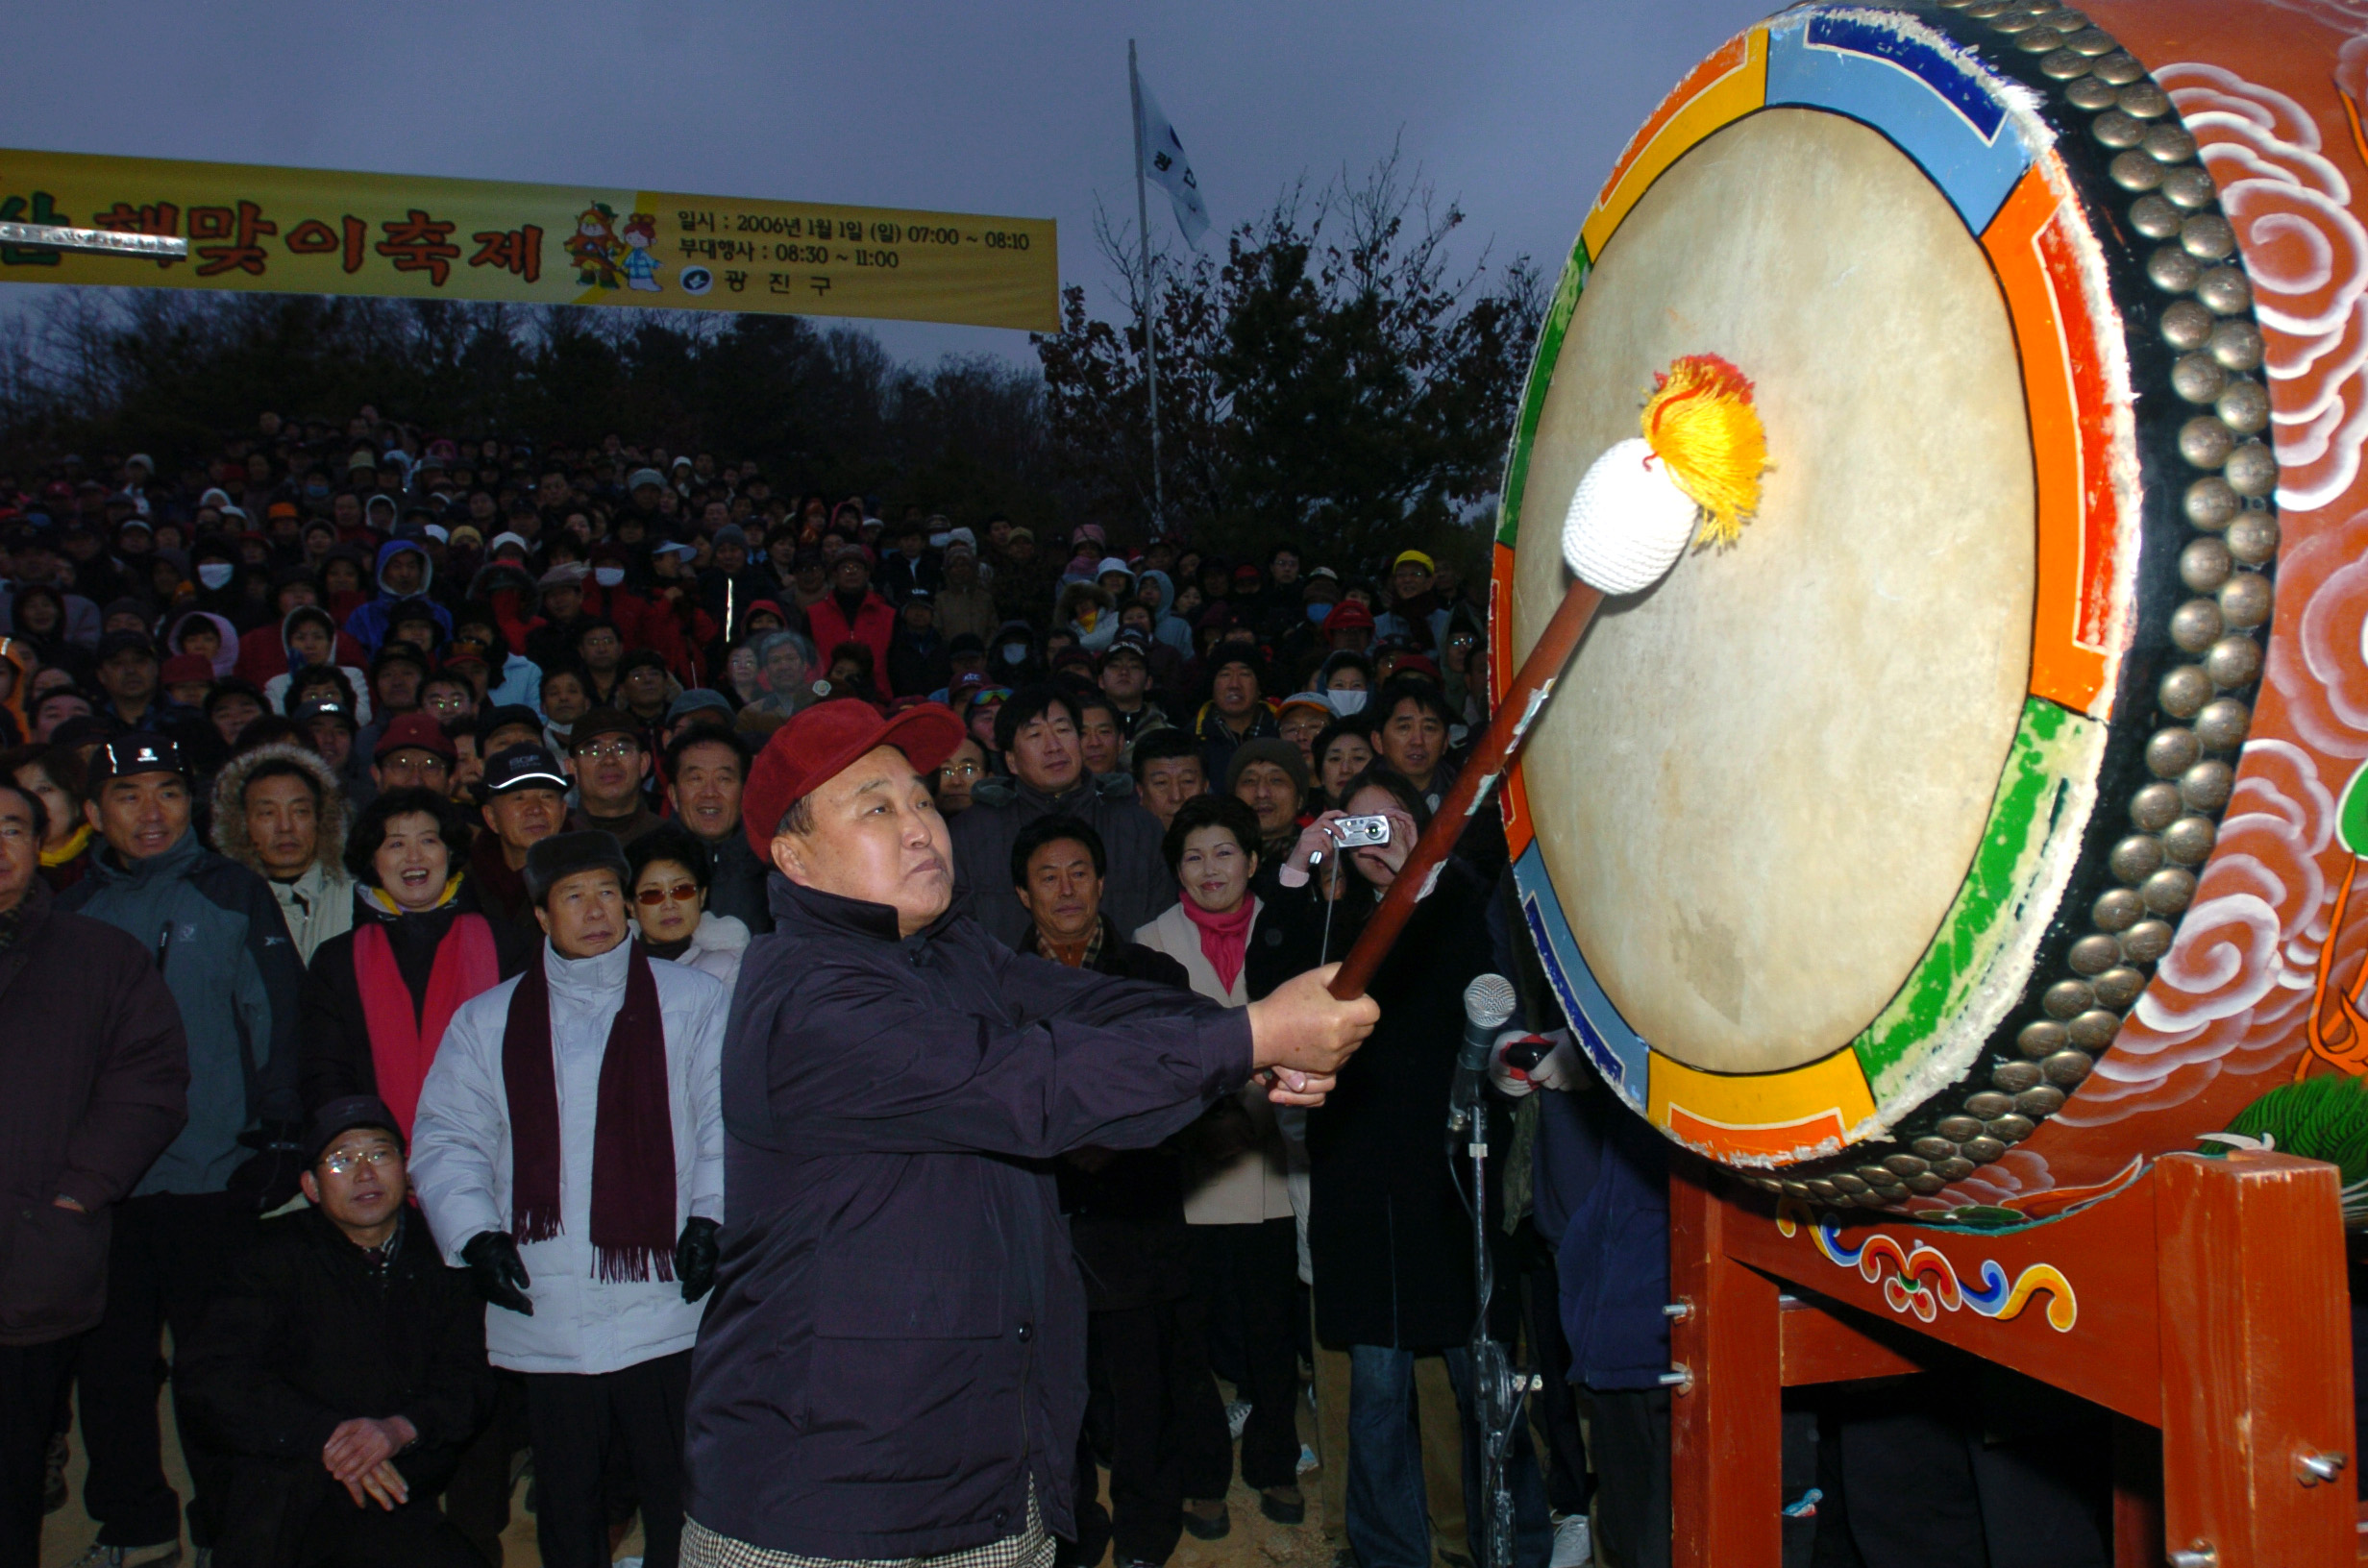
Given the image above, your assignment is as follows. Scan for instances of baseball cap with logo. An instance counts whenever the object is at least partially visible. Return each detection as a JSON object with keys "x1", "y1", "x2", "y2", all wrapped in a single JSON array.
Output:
[
  {"x1": 293, "y1": 694, "x2": 358, "y2": 732},
  {"x1": 482, "y1": 745, "x2": 569, "y2": 796},
  {"x1": 87, "y1": 731, "x2": 189, "y2": 786}
]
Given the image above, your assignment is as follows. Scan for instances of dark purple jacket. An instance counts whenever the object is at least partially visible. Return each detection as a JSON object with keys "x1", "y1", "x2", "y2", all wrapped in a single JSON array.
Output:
[
  {"x1": 682, "y1": 876, "x2": 1253, "y2": 1558},
  {"x1": 0, "y1": 881, "x2": 189, "y2": 1345}
]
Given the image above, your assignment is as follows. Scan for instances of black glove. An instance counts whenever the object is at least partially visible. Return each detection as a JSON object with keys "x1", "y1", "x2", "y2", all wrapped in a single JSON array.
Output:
[
  {"x1": 461, "y1": 1231, "x2": 534, "y2": 1315},
  {"x1": 676, "y1": 1217, "x2": 721, "y2": 1303},
  {"x1": 226, "y1": 1120, "x2": 307, "y2": 1213}
]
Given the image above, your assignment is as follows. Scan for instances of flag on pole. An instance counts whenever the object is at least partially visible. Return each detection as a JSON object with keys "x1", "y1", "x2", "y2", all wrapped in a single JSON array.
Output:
[{"x1": 1133, "y1": 69, "x2": 1210, "y2": 248}]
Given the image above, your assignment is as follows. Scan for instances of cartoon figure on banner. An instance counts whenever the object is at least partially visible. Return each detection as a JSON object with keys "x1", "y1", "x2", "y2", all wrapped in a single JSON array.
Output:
[
  {"x1": 567, "y1": 203, "x2": 623, "y2": 289},
  {"x1": 622, "y1": 211, "x2": 663, "y2": 293}
]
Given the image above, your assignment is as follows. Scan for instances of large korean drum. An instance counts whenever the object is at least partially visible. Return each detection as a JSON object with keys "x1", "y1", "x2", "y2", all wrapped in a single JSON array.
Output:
[{"x1": 1492, "y1": 0, "x2": 2368, "y2": 1215}]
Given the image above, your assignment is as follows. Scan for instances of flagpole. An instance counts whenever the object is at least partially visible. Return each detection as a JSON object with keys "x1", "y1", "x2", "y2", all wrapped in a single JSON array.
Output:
[{"x1": 1129, "y1": 39, "x2": 1167, "y2": 539}]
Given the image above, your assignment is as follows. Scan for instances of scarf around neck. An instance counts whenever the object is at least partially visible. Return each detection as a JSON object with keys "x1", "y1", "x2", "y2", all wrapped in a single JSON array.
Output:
[
  {"x1": 501, "y1": 940, "x2": 678, "y2": 1283},
  {"x1": 1180, "y1": 895, "x2": 1255, "y2": 994},
  {"x1": 353, "y1": 908, "x2": 499, "y2": 1139}
]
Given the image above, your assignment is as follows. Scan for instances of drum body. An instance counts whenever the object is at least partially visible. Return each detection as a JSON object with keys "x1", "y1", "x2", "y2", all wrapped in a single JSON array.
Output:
[{"x1": 1492, "y1": 0, "x2": 2368, "y2": 1215}]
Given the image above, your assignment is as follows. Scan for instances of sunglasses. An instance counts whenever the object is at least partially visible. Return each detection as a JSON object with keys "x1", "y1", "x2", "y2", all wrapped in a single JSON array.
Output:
[{"x1": 636, "y1": 881, "x2": 700, "y2": 906}]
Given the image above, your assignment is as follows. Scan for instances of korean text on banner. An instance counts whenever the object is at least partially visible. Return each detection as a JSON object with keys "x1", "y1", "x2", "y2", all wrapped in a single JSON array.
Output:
[{"x1": 0, "y1": 147, "x2": 1058, "y2": 331}]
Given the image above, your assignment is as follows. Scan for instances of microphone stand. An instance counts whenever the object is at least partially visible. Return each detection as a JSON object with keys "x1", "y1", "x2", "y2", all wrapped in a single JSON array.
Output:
[{"x1": 1451, "y1": 979, "x2": 1527, "y2": 1568}]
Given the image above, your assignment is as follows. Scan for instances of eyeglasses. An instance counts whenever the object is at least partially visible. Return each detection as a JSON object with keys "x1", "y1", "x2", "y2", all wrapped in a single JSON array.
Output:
[
  {"x1": 320, "y1": 1145, "x2": 399, "y2": 1175},
  {"x1": 578, "y1": 740, "x2": 640, "y2": 762},
  {"x1": 939, "y1": 759, "x2": 983, "y2": 780},
  {"x1": 637, "y1": 881, "x2": 700, "y2": 905}
]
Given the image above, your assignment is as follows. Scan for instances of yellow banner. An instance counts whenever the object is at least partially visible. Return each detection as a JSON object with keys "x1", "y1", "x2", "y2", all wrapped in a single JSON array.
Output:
[{"x1": 0, "y1": 147, "x2": 1058, "y2": 331}]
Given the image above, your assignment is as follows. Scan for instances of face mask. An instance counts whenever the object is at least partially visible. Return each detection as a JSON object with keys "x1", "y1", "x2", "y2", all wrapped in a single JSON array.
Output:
[
  {"x1": 1330, "y1": 689, "x2": 1368, "y2": 715},
  {"x1": 594, "y1": 567, "x2": 625, "y2": 588},
  {"x1": 1307, "y1": 600, "x2": 1335, "y2": 625},
  {"x1": 197, "y1": 562, "x2": 234, "y2": 590},
  {"x1": 1000, "y1": 643, "x2": 1029, "y2": 665},
  {"x1": 305, "y1": 480, "x2": 330, "y2": 501}
]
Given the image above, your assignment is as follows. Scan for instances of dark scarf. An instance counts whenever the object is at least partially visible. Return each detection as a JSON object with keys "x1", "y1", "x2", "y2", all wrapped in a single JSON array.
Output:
[{"x1": 501, "y1": 941, "x2": 678, "y2": 1283}]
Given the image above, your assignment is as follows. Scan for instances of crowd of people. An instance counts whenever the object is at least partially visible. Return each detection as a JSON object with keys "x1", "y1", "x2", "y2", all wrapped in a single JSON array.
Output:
[{"x1": 0, "y1": 414, "x2": 1672, "y2": 1568}]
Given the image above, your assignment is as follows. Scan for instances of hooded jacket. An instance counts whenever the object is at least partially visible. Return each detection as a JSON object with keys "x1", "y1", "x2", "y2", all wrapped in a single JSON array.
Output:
[
  {"x1": 1056, "y1": 583, "x2": 1119, "y2": 654},
  {"x1": 210, "y1": 743, "x2": 356, "y2": 965},
  {"x1": 59, "y1": 827, "x2": 305, "y2": 1195},
  {"x1": 981, "y1": 617, "x2": 1044, "y2": 688},
  {"x1": 407, "y1": 938, "x2": 728, "y2": 1375},
  {"x1": 0, "y1": 881, "x2": 188, "y2": 1344},
  {"x1": 260, "y1": 605, "x2": 374, "y2": 724},
  {"x1": 1138, "y1": 570, "x2": 1195, "y2": 657},
  {"x1": 341, "y1": 542, "x2": 453, "y2": 654},
  {"x1": 680, "y1": 876, "x2": 1252, "y2": 1559},
  {"x1": 948, "y1": 772, "x2": 1174, "y2": 949},
  {"x1": 165, "y1": 609, "x2": 241, "y2": 678},
  {"x1": 234, "y1": 604, "x2": 369, "y2": 689}
]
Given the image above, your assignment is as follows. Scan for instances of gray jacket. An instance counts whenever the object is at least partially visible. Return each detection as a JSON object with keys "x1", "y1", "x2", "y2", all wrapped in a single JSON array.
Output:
[{"x1": 59, "y1": 830, "x2": 303, "y2": 1194}]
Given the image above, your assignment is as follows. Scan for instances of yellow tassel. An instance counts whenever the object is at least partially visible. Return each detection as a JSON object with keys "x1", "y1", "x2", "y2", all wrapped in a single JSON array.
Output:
[{"x1": 1640, "y1": 354, "x2": 1768, "y2": 550}]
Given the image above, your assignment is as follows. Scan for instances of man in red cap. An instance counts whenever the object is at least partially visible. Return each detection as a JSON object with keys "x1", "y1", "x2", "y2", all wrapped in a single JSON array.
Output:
[
  {"x1": 681, "y1": 698, "x2": 1378, "y2": 1567},
  {"x1": 371, "y1": 713, "x2": 456, "y2": 798}
]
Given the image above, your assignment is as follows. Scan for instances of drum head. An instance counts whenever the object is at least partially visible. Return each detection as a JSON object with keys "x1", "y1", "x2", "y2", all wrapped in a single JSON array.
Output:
[
  {"x1": 1510, "y1": 107, "x2": 2037, "y2": 1075},
  {"x1": 1493, "y1": 4, "x2": 2282, "y2": 1199}
]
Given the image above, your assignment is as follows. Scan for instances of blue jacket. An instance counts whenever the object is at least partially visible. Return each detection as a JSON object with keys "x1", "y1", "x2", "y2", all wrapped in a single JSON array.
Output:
[
  {"x1": 1533, "y1": 1082, "x2": 1670, "y2": 1392},
  {"x1": 682, "y1": 875, "x2": 1252, "y2": 1559},
  {"x1": 59, "y1": 830, "x2": 304, "y2": 1195},
  {"x1": 341, "y1": 542, "x2": 452, "y2": 654}
]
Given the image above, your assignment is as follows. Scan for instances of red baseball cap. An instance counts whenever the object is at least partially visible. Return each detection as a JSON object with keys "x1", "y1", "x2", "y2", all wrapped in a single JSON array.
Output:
[
  {"x1": 373, "y1": 712, "x2": 456, "y2": 763},
  {"x1": 743, "y1": 697, "x2": 965, "y2": 855},
  {"x1": 1322, "y1": 600, "x2": 1375, "y2": 633}
]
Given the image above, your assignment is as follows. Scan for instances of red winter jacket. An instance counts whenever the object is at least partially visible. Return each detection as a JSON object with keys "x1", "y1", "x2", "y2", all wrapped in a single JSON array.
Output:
[{"x1": 806, "y1": 591, "x2": 897, "y2": 692}]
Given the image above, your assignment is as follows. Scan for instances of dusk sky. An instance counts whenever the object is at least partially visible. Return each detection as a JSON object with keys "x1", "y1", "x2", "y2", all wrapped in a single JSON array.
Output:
[{"x1": 0, "y1": 1, "x2": 1778, "y2": 367}]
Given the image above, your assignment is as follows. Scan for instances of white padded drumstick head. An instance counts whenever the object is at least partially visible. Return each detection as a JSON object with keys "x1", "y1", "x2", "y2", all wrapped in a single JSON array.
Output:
[
  {"x1": 1561, "y1": 436, "x2": 1701, "y2": 597},
  {"x1": 1463, "y1": 972, "x2": 1517, "y2": 1031}
]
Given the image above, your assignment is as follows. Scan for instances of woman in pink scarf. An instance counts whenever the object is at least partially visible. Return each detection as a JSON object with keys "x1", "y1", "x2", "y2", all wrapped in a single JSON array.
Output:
[{"x1": 1131, "y1": 793, "x2": 1310, "y2": 1531}]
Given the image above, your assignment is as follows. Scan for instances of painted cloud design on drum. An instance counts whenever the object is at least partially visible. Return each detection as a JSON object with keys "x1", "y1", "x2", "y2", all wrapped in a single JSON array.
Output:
[
  {"x1": 2159, "y1": 61, "x2": 2368, "y2": 512},
  {"x1": 1943, "y1": 505, "x2": 2368, "y2": 1213}
]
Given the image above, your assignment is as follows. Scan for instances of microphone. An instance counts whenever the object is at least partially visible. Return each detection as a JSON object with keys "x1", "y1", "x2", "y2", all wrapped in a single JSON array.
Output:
[{"x1": 1451, "y1": 972, "x2": 1518, "y2": 1131}]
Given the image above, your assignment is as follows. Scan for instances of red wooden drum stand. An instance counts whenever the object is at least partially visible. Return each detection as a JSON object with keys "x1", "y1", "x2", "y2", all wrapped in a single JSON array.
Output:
[{"x1": 1666, "y1": 1153, "x2": 2356, "y2": 1568}]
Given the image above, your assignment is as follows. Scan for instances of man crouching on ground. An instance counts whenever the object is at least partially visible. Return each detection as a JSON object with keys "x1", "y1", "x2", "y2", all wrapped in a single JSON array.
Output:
[{"x1": 679, "y1": 698, "x2": 1377, "y2": 1567}]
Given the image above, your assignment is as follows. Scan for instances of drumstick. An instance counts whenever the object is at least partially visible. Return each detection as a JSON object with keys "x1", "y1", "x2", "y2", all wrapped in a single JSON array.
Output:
[{"x1": 1328, "y1": 355, "x2": 1769, "y2": 1000}]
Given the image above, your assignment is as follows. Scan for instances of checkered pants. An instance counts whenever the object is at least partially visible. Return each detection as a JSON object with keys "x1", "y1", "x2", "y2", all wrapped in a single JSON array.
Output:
[{"x1": 680, "y1": 1484, "x2": 1051, "y2": 1568}]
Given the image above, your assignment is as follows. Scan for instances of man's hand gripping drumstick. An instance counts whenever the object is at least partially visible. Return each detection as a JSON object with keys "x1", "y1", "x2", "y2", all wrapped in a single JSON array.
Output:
[
  {"x1": 1325, "y1": 354, "x2": 1771, "y2": 1002},
  {"x1": 1248, "y1": 964, "x2": 1381, "y2": 1107}
]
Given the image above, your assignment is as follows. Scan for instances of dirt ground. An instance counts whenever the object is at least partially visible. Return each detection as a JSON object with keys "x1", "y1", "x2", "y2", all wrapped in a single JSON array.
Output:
[{"x1": 37, "y1": 1383, "x2": 1352, "y2": 1568}]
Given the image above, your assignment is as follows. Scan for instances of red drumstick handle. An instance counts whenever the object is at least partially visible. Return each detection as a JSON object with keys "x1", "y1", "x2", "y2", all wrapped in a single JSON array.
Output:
[{"x1": 1328, "y1": 580, "x2": 1605, "y2": 999}]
